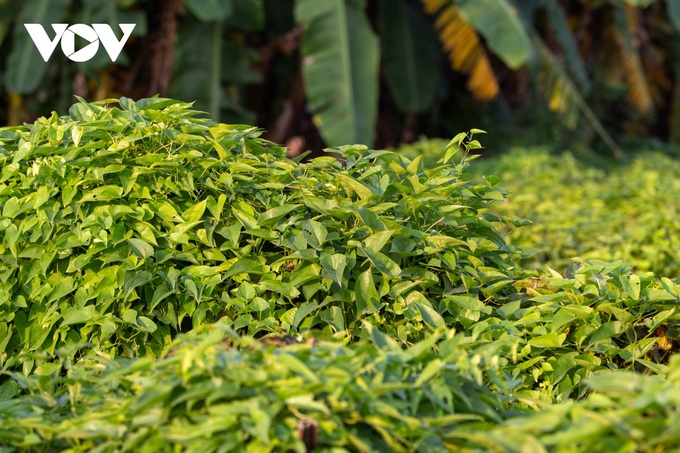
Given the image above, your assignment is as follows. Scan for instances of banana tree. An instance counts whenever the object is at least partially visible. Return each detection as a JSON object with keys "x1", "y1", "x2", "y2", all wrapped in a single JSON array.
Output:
[
  {"x1": 173, "y1": 0, "x2": 263, "y2": 123},
  {"x1": 1, "y1": 0, "x2": 147, "y2": 124}
]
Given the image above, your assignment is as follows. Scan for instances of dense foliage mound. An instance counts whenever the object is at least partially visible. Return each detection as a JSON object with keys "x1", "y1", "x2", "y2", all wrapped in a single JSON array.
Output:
[
  {"x1": 1, "y1": 99, "x2": 679, "y2": 451},
  {"x1": 0, "y1": 97, "x2": 524, "y2": 375}
]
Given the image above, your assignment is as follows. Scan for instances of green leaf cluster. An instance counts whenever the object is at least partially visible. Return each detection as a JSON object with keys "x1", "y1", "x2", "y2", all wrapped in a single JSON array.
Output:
[
  {"x1": 3, "y1": 318, "x2": 680, "y2": 452},
  {"x1": 0, "y1": 326, "x2": 509, "y2": 452}
]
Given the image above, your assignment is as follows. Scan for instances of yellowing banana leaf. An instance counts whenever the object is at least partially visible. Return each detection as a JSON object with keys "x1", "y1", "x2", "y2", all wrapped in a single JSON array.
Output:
[{"x1": 423, "y1": 0, "x2": 500, "y2": 100}]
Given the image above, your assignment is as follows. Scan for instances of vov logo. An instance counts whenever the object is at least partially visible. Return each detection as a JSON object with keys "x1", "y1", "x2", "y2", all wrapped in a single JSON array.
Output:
[{"x1": 24, "y1": 23, "x2": 136, "y2": 63}]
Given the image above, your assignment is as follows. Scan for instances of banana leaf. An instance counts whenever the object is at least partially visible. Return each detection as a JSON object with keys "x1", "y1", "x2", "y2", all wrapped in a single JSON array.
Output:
[
  {"x1": 4, "y1": 0, "x2": 70, "y2": 94},
  {"x1": 295, "y1": 0, "x2": 379, "y2": 147},
  {"x1": 379, "y1": 0, "x2": 443, "y2": 113},
  {"x1": 184, "y1": 0, "x2": 233, "y2": 22},
  {"x1": 170, "y1": 16, "x2": 223, "y2": 120},
  {"x1": 456, "y1": 0, "x2": 532, "y2": 69},
  {"x1": 543, "y1": 0, "x2": 590, "y2": 93},
  {"x1": 666, "y1": 0, "x2": 680, "y2": 33}
]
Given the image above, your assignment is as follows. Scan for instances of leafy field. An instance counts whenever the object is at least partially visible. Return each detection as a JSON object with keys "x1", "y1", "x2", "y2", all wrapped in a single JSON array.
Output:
[
  {"x1": 0, "y1": 100, "x2": 679, "y2": 452},
  {"x1": 401, "y1": 139, "x2": 680, "y2": 278}
]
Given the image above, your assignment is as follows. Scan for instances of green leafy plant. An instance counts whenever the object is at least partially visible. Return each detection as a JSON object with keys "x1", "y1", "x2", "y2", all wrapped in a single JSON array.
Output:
[
  {"x1": 0, "y1": 98, "x2": 523, "y2": 376},
  {"x1": 0, "y1": 324, "x2": 515, "y2": 452},
  {"x1": 2, "y1": 99, "x2": 680, "y2": 452}
]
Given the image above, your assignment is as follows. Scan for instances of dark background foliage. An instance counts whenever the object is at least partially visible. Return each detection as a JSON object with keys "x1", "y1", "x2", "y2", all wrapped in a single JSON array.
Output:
[{"x1": 1, "y1": 0, "x2": 679, "y2": 155}]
